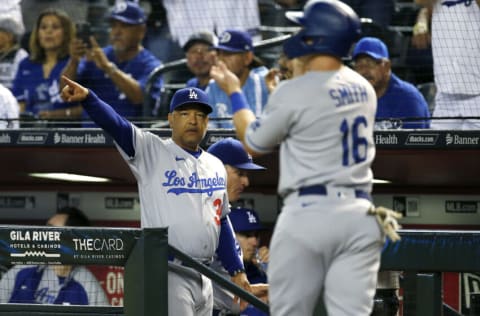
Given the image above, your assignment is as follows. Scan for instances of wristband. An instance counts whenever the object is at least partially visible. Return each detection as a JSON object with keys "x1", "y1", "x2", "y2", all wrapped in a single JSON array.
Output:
[{"x1": 230, "y1": 92, "x2": 250, "y2": 114}]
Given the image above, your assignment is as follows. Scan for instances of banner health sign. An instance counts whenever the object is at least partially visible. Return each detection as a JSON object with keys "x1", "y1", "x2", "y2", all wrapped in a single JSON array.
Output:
[{"x1": 0, "y1": 226, "x2": 141, "y2": 266}]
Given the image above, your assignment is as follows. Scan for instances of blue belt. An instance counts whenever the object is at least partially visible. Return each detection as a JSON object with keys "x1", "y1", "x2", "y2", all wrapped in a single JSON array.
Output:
[{"x1": 298, "y1": 185, "x2": 371, "y2": 201}]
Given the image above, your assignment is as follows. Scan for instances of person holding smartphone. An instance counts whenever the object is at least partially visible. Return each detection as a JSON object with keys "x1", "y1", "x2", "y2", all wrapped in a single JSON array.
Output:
[{"x1": 62, "y1": 2, "x2": 163, "y2": 124}]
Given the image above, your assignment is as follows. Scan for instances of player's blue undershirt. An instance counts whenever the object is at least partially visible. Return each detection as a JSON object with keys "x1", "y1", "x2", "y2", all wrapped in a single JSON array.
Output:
[{"x1": 83, "y1": 90, "x2": 244, "y2": 275}]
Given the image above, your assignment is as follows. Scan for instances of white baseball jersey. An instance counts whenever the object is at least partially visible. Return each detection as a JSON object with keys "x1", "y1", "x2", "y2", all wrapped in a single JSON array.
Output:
[
  {"x1": 432, "y1": 1, "x2": 480, "y2": 95},
  {"x1": 118, "y1": 126, "x2": 230, "y2": 261},
  {"x1": 245, "y1": 66, "x2": 377, "y2": 196},
  {"x1": 250, "y1": 66, "x2": 382, "y2": 316}
]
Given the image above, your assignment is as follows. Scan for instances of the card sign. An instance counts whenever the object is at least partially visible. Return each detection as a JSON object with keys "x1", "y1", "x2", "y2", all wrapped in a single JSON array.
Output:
[{"x1": 0, "y1": 226, "x2": 141, "y2": 266}]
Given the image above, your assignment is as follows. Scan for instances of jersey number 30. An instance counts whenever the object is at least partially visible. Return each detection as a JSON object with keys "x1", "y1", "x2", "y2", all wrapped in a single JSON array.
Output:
[{"x1": 340, "y1": 116, "x2": 368, "y2": 166}]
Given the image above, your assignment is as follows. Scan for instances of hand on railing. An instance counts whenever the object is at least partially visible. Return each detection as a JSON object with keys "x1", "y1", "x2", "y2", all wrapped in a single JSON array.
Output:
[{"x1": 231, "y1": 271, "x2": 252, "y2": 310}]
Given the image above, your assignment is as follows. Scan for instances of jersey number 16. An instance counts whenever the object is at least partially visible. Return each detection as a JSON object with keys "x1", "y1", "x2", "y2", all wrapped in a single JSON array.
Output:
[{"x1": 340, "y1": 115, "x2": 368, "y2": 166}]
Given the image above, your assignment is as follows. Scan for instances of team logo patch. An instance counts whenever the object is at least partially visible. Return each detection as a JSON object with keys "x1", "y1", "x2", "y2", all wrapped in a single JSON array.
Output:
[
  {"x1": 247, "y1": 211, "x2": 257, "y2": 224},
  {"x1": 188, "y1": 89, "x2": 198, "y2": 100},
  {"x1": 219, "y1": 32, "x2": 231, "y2": 44}
]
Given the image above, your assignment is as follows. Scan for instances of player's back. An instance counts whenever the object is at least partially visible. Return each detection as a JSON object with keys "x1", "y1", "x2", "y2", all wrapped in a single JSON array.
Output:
[{"x1": 272, "y1": 66, "x2": 377, "y2": 195}]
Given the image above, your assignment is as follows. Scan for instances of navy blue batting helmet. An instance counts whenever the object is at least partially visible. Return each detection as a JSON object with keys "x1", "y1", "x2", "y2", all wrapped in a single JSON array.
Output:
[{"x1": 283, "y1": 0, "x2": 361, "y2": 59}]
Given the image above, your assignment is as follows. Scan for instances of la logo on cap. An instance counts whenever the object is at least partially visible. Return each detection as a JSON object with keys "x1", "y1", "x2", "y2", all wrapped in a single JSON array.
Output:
[
  {"x1": 188, "y1": 89, "x2": 198, "y2": 100},
  {"x1": 247, "y1": 211, "x2": 257, "y2": 224}
]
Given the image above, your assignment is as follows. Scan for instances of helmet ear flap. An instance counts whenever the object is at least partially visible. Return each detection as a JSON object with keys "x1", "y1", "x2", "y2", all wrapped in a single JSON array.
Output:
[{"x1": 283, "y1": 31, "x2": 312, "y2": 59}]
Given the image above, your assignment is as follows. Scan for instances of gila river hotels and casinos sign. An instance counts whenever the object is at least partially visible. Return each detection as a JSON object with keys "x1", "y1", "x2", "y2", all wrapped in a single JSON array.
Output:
[{"x1": 0, "y1": 226, "x2": 140, "y2": 266}]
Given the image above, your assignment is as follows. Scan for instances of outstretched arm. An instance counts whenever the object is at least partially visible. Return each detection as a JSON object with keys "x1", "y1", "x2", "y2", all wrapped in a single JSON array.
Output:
[
  {"x1": 61, "y1": 76, "x2": 135, "y2": 157},
  {"x1": 210, "y1": 61, "x2": 259, "y2": 156}
]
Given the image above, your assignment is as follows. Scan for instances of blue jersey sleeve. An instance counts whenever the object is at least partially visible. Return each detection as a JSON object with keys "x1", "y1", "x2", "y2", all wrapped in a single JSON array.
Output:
[
  {"x1": 216, "y1": 217, "x2": 245, "y2": 276},
  {"x1": 83, "y1": 90, "x2": 135, "y2": 157}
]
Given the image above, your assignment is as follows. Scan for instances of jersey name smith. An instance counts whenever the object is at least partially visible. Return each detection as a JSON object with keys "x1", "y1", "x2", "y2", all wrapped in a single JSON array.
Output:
[
  {"x1": 329, "y1": 83, "x2": 368, "y2": 107},
  {"x1": 162, "y1": 170, "x2": 226, "y2": 196}
]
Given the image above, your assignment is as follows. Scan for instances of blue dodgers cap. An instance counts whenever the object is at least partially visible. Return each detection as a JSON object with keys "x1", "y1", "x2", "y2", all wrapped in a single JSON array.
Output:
[
  {"x1": 169, "y1": 87, "x2": 213, "y2": 114},
  {"x1": 353, "y1": 37, "x2": 389, "y2": 60},
  {"x1": 215, "y1": 29, "x2": 253, "y2": 53},
  {"x1": 207, "y1": 138, "x2": 265, "y2": 170},
  {"x1": 109, "y1": 2, "x2": 146, "y2": 25},
  {"x1": 229, "y1": 207, "x2": 264, "y2": 232}
]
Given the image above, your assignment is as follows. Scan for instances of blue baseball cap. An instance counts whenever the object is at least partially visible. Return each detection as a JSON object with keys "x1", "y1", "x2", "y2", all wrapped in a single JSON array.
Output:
[
  {"x1": 229, "y1": 207, "x2": 264, "y2": 232},
  {"x1": 110, "y1": 2, "x2": 146, "y2": 25},
  {"x1": 207, "y1": 138, "x2": 265, "y2": 170},
  {"x1": 169, "y1": 87, "x2": 213, "y2": 114},
  {"x1": 353, "y1": 37, "x2": 389, "y2": 60},
  {"x1": 215, "y1": 29, "x2": 253, "y2": 53}
]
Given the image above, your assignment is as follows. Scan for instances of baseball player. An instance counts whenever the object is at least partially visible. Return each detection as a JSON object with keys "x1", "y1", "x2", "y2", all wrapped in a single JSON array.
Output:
[
  {"x1": 210, "y1": 1, "x2": 387, "y2": 315},
  {"x1": 60, "y1": 77, "x2": 253, "y2": 316},
  {"x1": 207, "y1": 138, "x2": 268, "y2": 315},
  {"x1": 228, "y1": 207, "x2": 269, "y2": 316}
]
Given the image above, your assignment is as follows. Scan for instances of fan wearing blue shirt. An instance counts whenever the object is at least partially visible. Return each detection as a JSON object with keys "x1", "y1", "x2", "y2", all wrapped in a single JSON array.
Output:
[
  {"x1": 62, "y1": 2, "x2": 162, "y2": 123},
  {"x1": 352, "y1": 37, "x2": 430, "y2": 129},
  {"x1": 206, "y1": 29, "x2": 269, "y2": 128}
]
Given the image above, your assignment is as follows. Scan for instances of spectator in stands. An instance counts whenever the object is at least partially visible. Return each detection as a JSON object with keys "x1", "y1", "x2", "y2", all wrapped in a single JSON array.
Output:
[
  {"x1": 0, "y1": 18, "x2": 28, "y2": 89},
  {"x1": 207, "y1": 137, "x2": 267, "y2": 316},
  {"x1": 407, "y1": 6, "x2": 434, "y2": 85},
  {"x1": 276, "y1": 52, "x2": 293, "y2": 81},
  {"x1": 229, "y1": 207, "x2": 269, "y2": 316},
  {"x1": 0, "y1": 207, "x2": 109, "y2": 305},
  {"x1": 414, "y1": 0, "x2": 480, "y2": 130},
  {"x1": 206, "y1": 29, "x2": 269, "y2": 128},
  {"x1": 62, "y1": 1, "x2": 162, "y2": 121},
  {"x1": 341, "y1": 0, "x2": 394, "y2": 29},
  {"x1": 11, "y1": 9, "x2": 82, "y2": 121},
  {"x1": 0, "y1": 83, "x2": 19, "y2": 129},
  {"x1": 184, "y1": 31, "x2": 218, "y2": 91},
  {"x1": 352, "y1": 37, "x2": 430, "y2": 129},
  {"x1": 262, "y1": 52, "x2": 297, "y2": 93}
]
